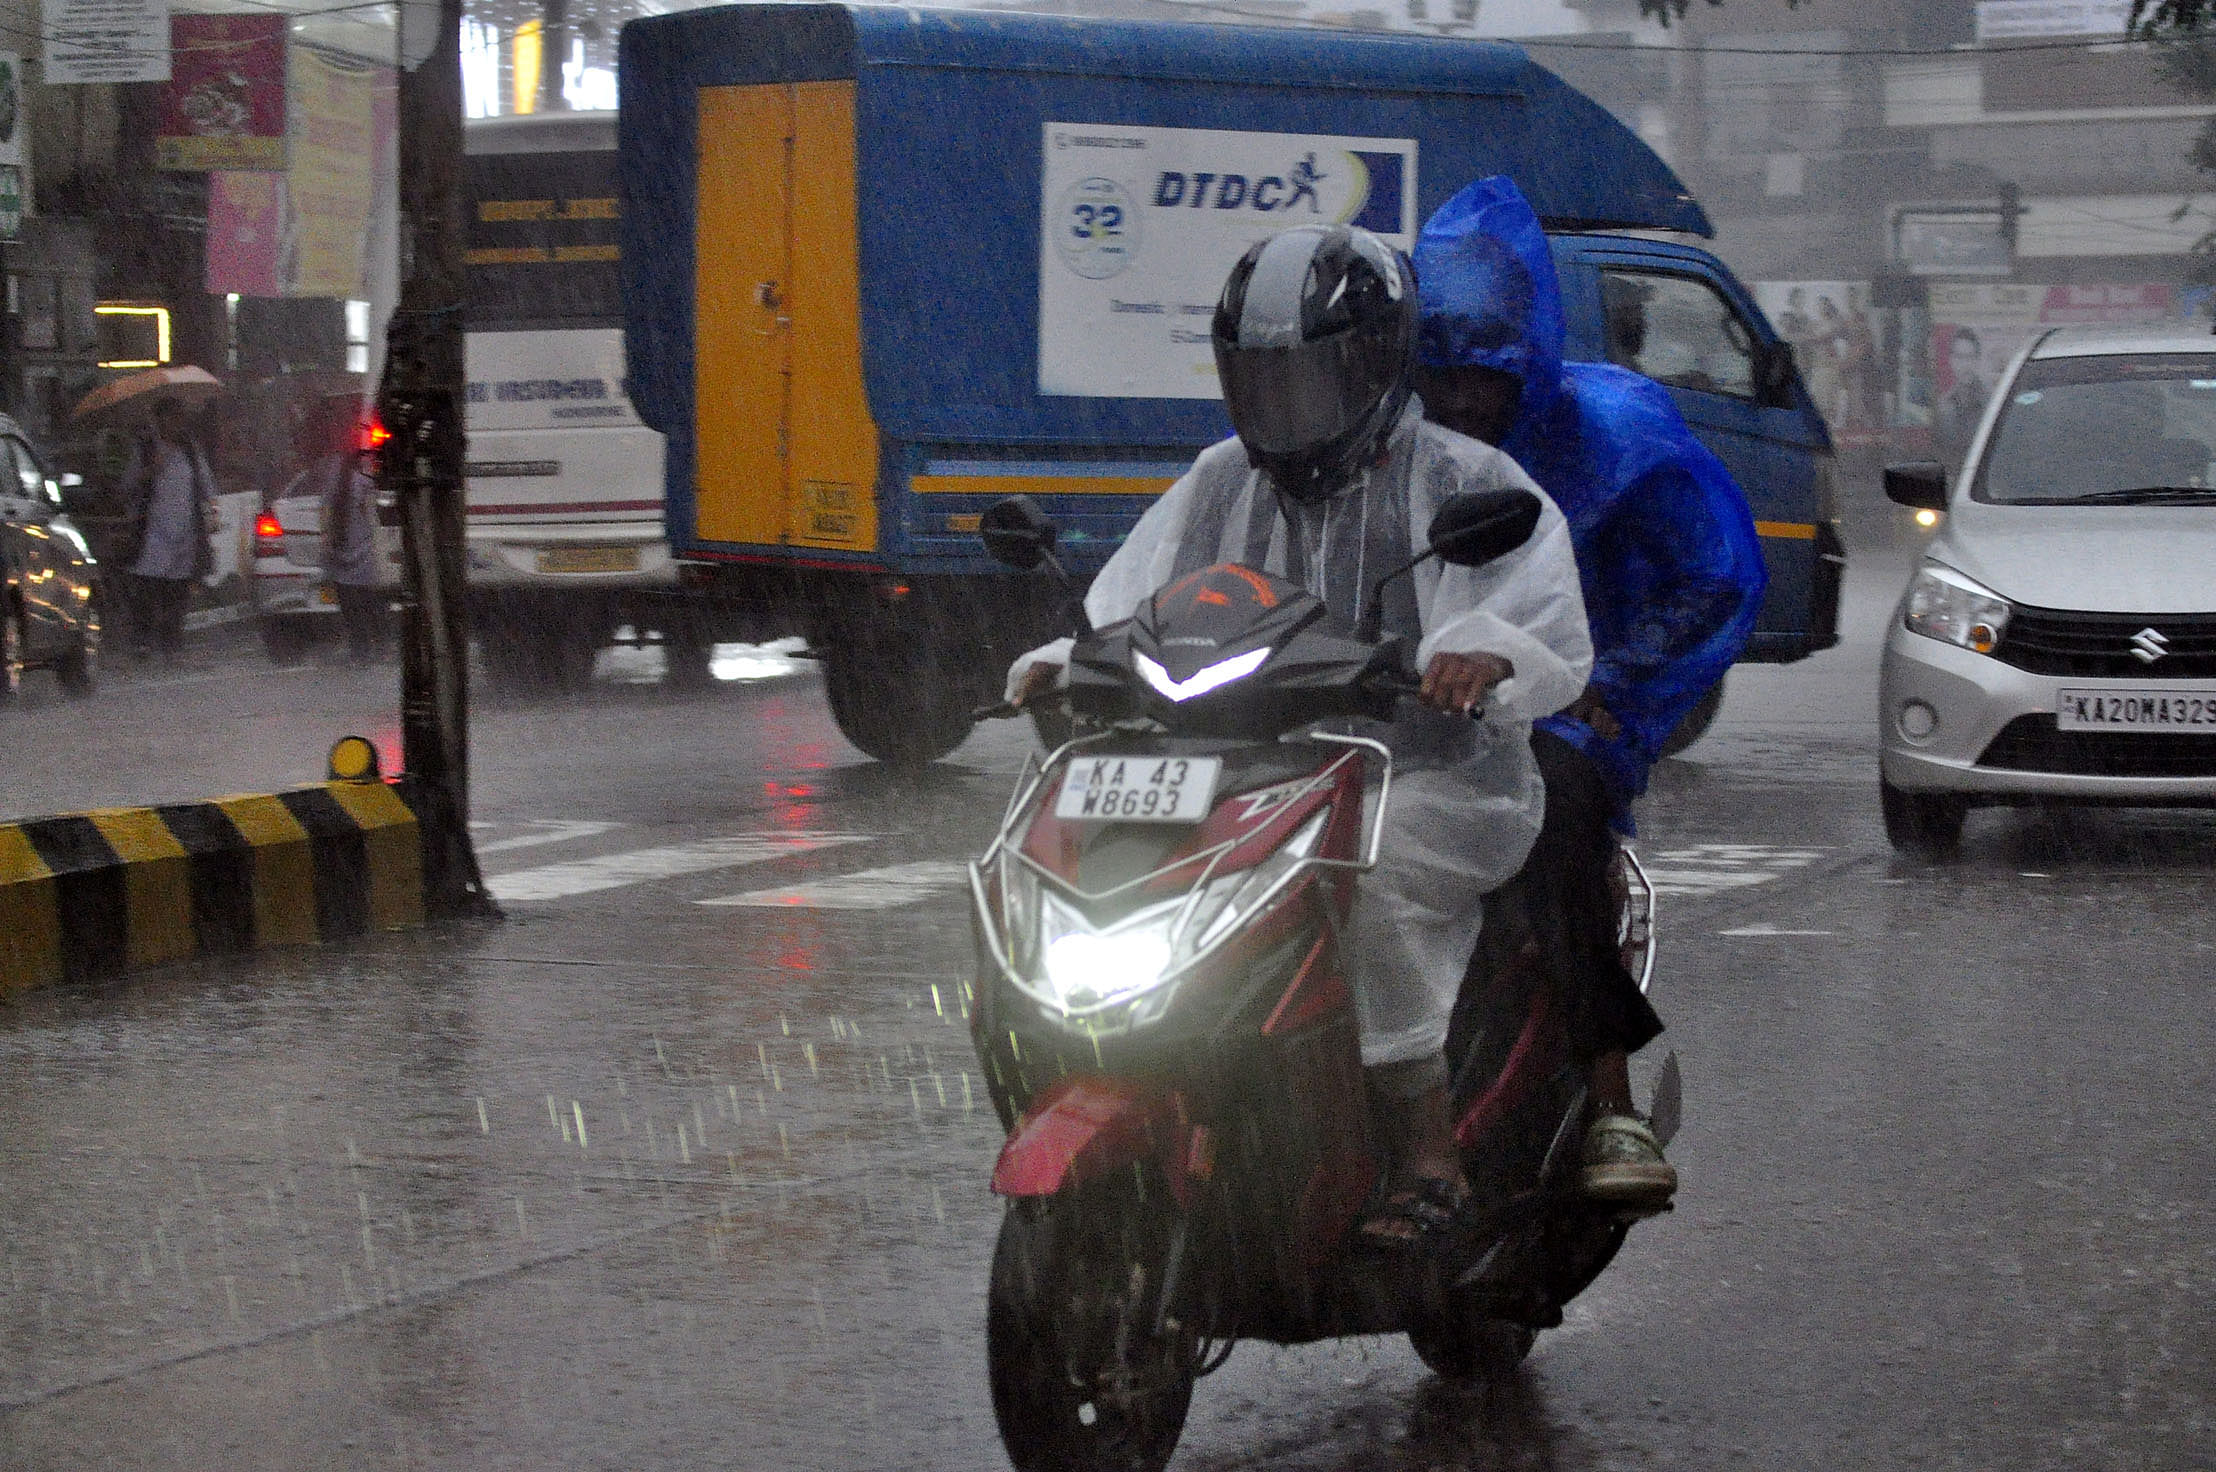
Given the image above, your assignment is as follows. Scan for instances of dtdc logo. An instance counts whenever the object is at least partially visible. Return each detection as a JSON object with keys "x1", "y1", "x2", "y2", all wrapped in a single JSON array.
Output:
[
  {"x1": 1149, "y1": 150, "x2": 1407, "y2": 234},
  {"x1": 1153, "y1": 152, "x2": 1328, "y2": 213}
]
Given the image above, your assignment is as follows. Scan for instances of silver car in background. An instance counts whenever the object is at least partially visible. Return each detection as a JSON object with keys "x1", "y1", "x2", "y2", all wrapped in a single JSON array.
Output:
[{"x1": 1879, "y1": 325, "x2": 2216, "y2": 854}]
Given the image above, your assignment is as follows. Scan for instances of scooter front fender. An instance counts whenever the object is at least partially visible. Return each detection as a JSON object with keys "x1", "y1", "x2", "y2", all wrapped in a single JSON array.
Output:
[{"x1": 990, "y1": 1075, "x2": 1202, "y2": 1205}]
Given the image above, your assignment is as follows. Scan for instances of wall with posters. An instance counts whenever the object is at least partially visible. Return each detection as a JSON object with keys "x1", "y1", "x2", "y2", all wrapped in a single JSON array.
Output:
[
  {"x1": 1754, "y1": 280, "x2": 1885, "y2": 443},
  {"x1": 1929, "y1": 283, "x2": 2181, "y2": 469}
]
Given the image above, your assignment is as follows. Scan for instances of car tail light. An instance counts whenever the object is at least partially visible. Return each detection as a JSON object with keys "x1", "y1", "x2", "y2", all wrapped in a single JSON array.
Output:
[{"x1": 254, "y1": 510, "x2": 284, "y2": 555}]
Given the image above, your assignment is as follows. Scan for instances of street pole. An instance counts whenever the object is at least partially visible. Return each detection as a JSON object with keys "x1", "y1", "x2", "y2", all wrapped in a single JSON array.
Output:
[{"x1": 380, "y1": 0, "x2": 495, "y2": 917}]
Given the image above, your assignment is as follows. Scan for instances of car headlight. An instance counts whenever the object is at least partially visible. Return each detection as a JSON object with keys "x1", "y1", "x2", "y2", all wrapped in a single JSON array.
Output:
[{"x1": 1904, "y1": 563, "x2": 2010, "y2": 655}]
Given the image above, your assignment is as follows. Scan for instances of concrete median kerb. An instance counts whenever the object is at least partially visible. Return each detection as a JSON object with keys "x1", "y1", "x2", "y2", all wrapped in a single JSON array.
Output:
[{"x1": 0, "y1": 779, "x2": 428, "y2": 998}]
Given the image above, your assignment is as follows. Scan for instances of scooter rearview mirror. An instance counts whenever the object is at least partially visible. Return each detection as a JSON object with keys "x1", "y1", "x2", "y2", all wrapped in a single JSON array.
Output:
[
  {"x1": 1355, "y1": 488, "x2": 1545, "y2": 644},
  {"x1": 980, "y1": 495, "x2": 1059, "y2": 572},
  {"x1": 1426, "y1": 488, "x2": 1542, "y2": 569}
]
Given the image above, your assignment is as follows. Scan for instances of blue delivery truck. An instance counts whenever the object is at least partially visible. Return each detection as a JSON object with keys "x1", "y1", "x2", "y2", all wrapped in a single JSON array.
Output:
[{"x1": 620, "y1": 4, "x2": 1841, "y2": 763}]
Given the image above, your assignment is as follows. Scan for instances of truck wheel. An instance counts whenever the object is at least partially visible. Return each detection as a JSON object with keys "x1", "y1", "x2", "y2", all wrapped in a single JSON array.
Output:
[
  {"x1": 821, "y1": 644, "x2": 974, "y2": 766},
  {"x1": 1659, "y1": 677, "x2": 1726, "y2": 757}
]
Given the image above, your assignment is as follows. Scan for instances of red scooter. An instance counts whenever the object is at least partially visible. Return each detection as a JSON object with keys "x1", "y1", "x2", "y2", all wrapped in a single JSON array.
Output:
[{"x1": 967, "y1": 492, "x2": 1677, "y2": 1472}]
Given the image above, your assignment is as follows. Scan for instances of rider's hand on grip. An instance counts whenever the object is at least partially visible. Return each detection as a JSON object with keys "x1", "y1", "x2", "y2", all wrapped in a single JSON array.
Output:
[{"x1": 1420, "y1": 650, "x2": 1514, "y2": 716}]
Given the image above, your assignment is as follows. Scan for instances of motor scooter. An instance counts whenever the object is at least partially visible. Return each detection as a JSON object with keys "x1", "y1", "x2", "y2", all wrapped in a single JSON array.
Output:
[{"x1": 966, "y1": 491, "x2": 1680, "y2": 1472}]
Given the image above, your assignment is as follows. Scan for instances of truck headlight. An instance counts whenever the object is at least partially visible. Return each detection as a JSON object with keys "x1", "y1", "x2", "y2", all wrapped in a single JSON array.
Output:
[{"x1": 1905, "y1": 563, "x2": 2010, "y2": 655}]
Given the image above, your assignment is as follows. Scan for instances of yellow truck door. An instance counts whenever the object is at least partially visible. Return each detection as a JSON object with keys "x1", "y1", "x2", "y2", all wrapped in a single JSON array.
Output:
[{"x1": 693, "y1": 82, "x2": 877, "y2": 554}]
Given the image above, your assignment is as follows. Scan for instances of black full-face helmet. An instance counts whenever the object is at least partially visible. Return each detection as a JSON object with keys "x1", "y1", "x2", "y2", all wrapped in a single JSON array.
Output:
[{"x1": 1212, "y1": 224, "x2": 1418, "y2": 504}]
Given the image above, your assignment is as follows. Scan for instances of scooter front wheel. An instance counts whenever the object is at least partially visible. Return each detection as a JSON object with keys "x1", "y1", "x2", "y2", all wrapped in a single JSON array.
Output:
[
  {"x1": 987, "y1": 1187, "x2": 1196, "y2": 1472},
  {"x1": 1407, "y1": 1314, "x2": 1536, "y2": 1384}
]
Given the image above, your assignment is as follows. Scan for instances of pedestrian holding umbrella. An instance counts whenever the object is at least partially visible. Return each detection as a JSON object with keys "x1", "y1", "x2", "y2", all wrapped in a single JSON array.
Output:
[{"x1": 73, "y1": 366, "x2": 227, "y2": 665}]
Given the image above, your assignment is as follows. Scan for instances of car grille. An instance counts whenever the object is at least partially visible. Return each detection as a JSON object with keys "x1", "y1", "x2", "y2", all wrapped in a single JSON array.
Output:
[
  {"x1": 1976, "y1": 716, "x2": 2216, "y2": 778},
  {"x1": 1993, "y1": 607, "x2": 2216, "y2": 678}
]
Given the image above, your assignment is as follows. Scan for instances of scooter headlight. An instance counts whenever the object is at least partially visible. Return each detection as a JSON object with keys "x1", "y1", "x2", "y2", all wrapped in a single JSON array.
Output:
[{"x1": 1034, "y1": 891, "x2": 1181, "y2": 1014}]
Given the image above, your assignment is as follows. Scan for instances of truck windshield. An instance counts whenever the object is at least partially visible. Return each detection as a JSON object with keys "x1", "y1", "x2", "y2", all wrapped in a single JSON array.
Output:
[
  {"x1": 464, "y1": 148, "x2": 620, "y2": 331},
  {"x1": 1975, "y1": 353, "x2": 2216, "y2": 504}
]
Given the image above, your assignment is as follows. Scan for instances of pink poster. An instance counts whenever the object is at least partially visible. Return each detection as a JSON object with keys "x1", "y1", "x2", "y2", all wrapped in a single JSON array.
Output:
[{"x1": 205, "y1": 170, "x2": 286, "y2": 296}]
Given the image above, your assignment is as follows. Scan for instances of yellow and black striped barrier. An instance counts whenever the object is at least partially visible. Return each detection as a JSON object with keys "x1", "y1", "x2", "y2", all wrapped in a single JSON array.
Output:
[{"x1": 0, "y1": 779, "x2": 426, "y2": 998}]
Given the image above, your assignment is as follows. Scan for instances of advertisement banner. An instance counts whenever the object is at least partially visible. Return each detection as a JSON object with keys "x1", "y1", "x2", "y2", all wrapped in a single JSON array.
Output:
[
  {"x1": 45, "y1": 0, "x2": 171, "y2": 85},
  {"x1": 159, "y1": 15, "x2": 286, "y2": 171},
  {"x1": 204, "y1": 171, "x2": 285, "y2": 296},
  {"x1": 286, "y1": 45, "x2": 377, "y2": 298},
  {"x1": 1038, "y1": 122, "x2": 1417, "y2": 399}
]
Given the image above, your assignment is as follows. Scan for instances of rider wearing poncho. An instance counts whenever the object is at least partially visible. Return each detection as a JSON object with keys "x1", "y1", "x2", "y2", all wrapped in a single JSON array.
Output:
[
  {"x1": 1009, "y1": 224, "x2": 1591, "y2": 1241},
  {"x1": 1411, "y1": 175, "x2": 1768, "y2": 1207}
]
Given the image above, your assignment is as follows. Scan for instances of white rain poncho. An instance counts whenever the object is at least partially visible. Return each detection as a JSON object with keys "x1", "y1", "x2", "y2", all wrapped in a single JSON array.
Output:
[{"x1": 1008, "y1": 405, "x2": 1592, "y2": 1067}]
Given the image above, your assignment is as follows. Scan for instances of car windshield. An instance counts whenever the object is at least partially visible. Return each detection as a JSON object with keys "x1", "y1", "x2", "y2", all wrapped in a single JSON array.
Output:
[{"x1": 1975, "y1": 352, "x2": 2216, "y2": 504}]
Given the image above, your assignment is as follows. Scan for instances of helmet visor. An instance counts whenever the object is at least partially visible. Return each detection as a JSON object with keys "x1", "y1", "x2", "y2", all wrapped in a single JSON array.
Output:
[{"x1": 1217, "y1": 333, "x2": 1388, "y2": 458}]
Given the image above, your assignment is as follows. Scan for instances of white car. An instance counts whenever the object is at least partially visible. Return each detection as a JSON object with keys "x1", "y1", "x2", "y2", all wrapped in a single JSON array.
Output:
[
  {"x1": 1879, "y1": 324, "x2": 2216, "y2": 854},
  {"x1": 250, "y1": 453, "x2": 399, "y2": 662}
]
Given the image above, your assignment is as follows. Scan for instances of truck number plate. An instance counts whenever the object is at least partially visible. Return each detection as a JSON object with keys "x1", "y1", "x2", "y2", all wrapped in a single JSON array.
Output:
[
  {"x1": 538, "y1": 545, "x2": 639, "y2": 574},
  {"x1": 1054, "y1": 756, "x2": 1221, "y2": 824}
]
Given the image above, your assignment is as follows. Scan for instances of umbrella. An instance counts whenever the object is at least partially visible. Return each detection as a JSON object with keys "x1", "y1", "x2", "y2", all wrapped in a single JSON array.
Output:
[{"x1": 71, "y1": 365, "x2": 225, "y2": 424}]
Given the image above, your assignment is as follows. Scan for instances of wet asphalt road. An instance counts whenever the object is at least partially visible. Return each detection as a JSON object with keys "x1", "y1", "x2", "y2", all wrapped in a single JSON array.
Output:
[{"x1": 1, "y1": 500, "x2": 2211, "y2": 1470}]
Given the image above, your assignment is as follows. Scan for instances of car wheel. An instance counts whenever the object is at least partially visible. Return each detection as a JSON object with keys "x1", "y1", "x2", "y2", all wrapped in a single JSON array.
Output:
[
  {"x1": 56, "y1": 601, "x2": 100, "y2": 699},
  {"x1": 1880, "y1": 778, "x2": 1967, "y2": 857},
  {"x1": 260, "y1": 617, "x2": 317, "y2": 665},
  {"x1": 0, "y1": 607, "x2": 23, "y2": 703}
]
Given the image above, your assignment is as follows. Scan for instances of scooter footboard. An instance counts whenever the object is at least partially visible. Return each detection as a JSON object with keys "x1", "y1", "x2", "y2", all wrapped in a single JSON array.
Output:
[{"x1": 990, "y1": 1075, "x2": 1204, "y2": 1204}]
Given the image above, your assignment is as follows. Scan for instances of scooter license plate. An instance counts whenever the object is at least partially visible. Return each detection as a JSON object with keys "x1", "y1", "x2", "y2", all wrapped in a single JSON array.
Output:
[{"x1": 1054, "y1": 755, "x2": 1222, "y2": 824}]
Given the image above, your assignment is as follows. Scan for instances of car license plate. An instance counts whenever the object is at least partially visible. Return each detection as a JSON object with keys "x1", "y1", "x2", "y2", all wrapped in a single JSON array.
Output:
[
  {"x1": 1054, "y1": 756, "x2": 1222, "y2": 824},
  {"x1": 2055, "y1": 688, "x2": 2216, "y2": 731},
  {"x1": 538, "y1": 545, "x2": 639, "y2": 574},
  {"x1": 319, "y1": 584, "x2": 338, "y2": 605}
]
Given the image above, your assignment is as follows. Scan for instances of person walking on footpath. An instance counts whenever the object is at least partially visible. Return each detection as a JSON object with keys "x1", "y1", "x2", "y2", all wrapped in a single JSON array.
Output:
[{"x1": 123, "y1": 398, "x2": 218, "y2": 664}]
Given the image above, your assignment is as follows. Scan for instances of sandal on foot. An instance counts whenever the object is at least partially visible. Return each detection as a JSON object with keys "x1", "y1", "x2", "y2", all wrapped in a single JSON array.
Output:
[{"x1": 1357, "y1": 1176, "x2": 1466, "y2": 1252}]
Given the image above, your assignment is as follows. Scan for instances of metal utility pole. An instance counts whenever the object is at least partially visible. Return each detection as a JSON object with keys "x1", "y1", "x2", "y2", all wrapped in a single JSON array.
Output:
[{"x1": 380, "y1": 0, "x2": 494, "y2": 917}]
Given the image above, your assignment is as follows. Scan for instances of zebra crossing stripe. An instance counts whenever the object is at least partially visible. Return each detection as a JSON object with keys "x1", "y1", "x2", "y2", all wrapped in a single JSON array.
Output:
[
  {"x1": 487, "y1": 832, "x2": 873, "y2": 903},
  {"x1": 698, "y1": 860, "x2": 971, "y2": 910}
]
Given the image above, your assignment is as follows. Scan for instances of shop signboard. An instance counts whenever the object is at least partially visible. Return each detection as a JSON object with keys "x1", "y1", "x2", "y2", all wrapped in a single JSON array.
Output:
[
  {"x1": 204, "y1": 171, "x2": 285, "y2": 296},
  {"x1": 159, "y1": 15, "x2": 287, "y2": 171},
  {"x1": 45, "y1": 0, "x2": 171, "y2": 85}
]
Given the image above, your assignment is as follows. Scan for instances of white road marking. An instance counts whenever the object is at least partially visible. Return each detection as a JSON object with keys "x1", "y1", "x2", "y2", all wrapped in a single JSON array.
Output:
[
  {"x1": 478, "y1": 820, "x2": 625, "y2": 856},
  {"x1": 1718, "y1": 925, "x2": 1836, "y2": 937},
  {"x1": 1640, "y1": 843, "x2": 1828, "y2": 898},
  {"x1": 698, "y1": 860, "x2": 971, "y2": 911},
  {"x1": 488, "y1": 832, "x2": 872, "y2": 903}
]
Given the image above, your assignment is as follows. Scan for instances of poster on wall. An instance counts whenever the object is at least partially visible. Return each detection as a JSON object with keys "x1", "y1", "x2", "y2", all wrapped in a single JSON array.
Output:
[
  {"x1": 1929, "y1": 283, "x2": 2178, "y2": 467},
  {"x1": 45, "y1": 0, "x2": 170, "y2": 84},
  {"x1": 1038, "y1": 122, "x2": 1417, "y2": 399},
  {"x1": 1752, "y1": 281, "x2": 1884, "y2": 438},
  {"x1": 159, "y1": 15, "x2": 286, "y2": 171},
  {"x1": 204, "y1": 171, "x2": 285, "y2": 296}
]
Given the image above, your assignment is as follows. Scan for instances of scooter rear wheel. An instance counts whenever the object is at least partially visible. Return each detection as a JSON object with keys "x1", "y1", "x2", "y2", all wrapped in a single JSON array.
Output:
[{"x1": 987, "y1": 1189, "x2": 1196, "y2": 1472}]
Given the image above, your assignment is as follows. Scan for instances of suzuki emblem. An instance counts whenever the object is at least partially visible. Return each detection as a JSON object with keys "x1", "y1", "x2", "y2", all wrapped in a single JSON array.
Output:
[{"x1": 2131, "y1": 627, "x2": 2170, "y2": 664}]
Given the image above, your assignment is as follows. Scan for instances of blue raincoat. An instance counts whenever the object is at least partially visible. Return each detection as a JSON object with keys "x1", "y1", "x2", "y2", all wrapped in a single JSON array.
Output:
[{"x1": 1413, "y1": 176, "x2": 1767, "y2": 814}]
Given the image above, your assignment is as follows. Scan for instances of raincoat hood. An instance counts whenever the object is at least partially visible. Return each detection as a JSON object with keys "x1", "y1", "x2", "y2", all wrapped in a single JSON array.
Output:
[{"x1": 1412, "y1": 176, "x2": 1566, "y2": 420}]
